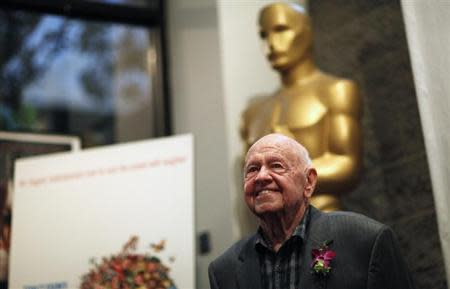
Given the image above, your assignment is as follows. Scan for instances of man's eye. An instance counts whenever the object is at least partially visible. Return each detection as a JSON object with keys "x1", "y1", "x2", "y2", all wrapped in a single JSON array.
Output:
[
  {"x1": 270, "y1": 163, "x2": 285, "y2": 171},
  {"x1": 245, "y1": 166, "x2": 259, "y2": 176}
]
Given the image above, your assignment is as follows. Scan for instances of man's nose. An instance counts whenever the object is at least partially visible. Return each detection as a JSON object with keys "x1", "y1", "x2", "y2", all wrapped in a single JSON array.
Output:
[{"x1": 255, "y1": 166, "x2": 272, "y2": 184}]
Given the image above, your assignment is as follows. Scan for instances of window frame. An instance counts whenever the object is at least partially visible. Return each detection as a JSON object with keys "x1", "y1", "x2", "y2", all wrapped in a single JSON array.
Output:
[{"x1": 0, "y1": 0, "x2": 172, "y2": 136}]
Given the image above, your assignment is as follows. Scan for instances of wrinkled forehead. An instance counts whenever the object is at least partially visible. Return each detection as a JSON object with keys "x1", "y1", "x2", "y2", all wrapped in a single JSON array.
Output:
[
  {"x1": 259, "y1": 3, "x2": 306, "y2": 30},
  {"x1": 245, "y1": 139, "x2": 302, "y2": 166}
]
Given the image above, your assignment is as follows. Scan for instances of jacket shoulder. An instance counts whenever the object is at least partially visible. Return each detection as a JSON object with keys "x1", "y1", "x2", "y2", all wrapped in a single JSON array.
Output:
[
  {"x1": 325, "y1": 211, "x2": 385, "y2": 231},
  {"x1": 210, "y1": 234, "x2": 252, "y2": 269},
  {"x1": 208, "y1": 235, "x2": 255, "y2": 289},
  {"x1": 308, "y1": 209, "x2": 387, "y2": 248}
]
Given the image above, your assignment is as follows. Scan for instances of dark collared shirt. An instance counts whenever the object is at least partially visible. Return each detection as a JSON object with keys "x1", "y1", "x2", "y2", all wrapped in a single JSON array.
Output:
[{"x1": 255, "y1": 207, "x2": 310, "y2": 289}]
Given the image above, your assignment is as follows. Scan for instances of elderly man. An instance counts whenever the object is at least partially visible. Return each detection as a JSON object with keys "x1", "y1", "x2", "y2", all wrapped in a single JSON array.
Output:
[{"x1": 208, "y1": 134, "x2": 415, "y2": 289}]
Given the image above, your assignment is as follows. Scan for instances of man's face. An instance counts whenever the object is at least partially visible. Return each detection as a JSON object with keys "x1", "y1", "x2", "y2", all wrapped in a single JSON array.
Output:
[
  {"x1": 259, "y1": 4, "x2": 311, "y2": 71},
  {"x1": 244, "y1": 140, "x2": 310, "y2": 217}
]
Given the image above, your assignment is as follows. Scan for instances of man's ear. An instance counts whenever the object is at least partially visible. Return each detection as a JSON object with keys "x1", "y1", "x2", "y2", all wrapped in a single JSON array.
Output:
[{"x1": 304, "y1": 167, "x2": 317, "y2": 198}]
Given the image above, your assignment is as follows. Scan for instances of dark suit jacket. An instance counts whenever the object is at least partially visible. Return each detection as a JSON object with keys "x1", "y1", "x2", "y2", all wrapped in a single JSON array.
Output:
[{"x1": 208, "y1": 206, "x2": 415, "y2": 289}]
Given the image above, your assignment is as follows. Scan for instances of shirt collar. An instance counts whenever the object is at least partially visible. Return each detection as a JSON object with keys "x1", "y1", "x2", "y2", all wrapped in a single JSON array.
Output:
[{"x1": 254, "y1": 205, "x2": 310, "y2": 250}]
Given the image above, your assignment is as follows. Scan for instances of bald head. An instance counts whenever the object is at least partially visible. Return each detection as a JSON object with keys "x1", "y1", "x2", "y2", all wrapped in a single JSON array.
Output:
[{"x1": 245, "y1": 133, "x2": 312, "y2": 168}]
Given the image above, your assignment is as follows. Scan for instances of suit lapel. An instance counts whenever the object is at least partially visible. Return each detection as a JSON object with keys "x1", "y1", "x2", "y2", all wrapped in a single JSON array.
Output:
[
  {"x1": 237, "y1": 235, "x2": 262, "y2": 289},
  {"x1": 299, "y1": 206, "x2": 326, "y2": 288}
]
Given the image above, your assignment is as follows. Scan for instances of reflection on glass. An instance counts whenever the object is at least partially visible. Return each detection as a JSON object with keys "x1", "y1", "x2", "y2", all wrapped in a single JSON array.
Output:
[{"x1": 0, "y1": 9, "x2": 163, "y2": 147}]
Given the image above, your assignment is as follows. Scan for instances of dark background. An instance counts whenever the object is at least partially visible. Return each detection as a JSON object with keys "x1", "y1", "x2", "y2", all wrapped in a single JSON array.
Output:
[{"x1": 309, "y1": 0, "x2": 446, "y2": 288}]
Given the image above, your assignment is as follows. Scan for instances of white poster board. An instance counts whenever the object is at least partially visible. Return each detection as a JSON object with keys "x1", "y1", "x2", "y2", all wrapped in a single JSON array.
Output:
[{"x1": 9, "y1": 134, "x2": 194, "y2": 289}]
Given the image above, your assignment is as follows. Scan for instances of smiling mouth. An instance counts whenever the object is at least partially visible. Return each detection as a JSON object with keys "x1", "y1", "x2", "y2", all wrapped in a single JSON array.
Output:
[{"x1": 256, "y1": 189, "x2": 277, "y2": 197}]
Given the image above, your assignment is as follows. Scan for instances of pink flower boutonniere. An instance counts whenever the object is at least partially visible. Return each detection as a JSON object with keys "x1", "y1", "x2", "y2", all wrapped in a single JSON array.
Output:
[{"x1": 311, "y1": 240, "x2": 336, "y2": 277}]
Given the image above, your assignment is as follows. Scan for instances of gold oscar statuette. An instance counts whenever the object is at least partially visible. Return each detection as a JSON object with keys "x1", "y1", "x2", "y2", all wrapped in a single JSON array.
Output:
[{"x1": 241, "y1": 2, "x2": 362, "y2": 211}]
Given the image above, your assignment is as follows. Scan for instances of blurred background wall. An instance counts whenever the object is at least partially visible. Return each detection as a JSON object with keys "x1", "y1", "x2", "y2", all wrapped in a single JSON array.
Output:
[
  {"x1": 307, "y1": 1, "x2": 446, "y2": 288},
  {"x1": 402, "y1": 0, "x2": 450, "y2": 287}
]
